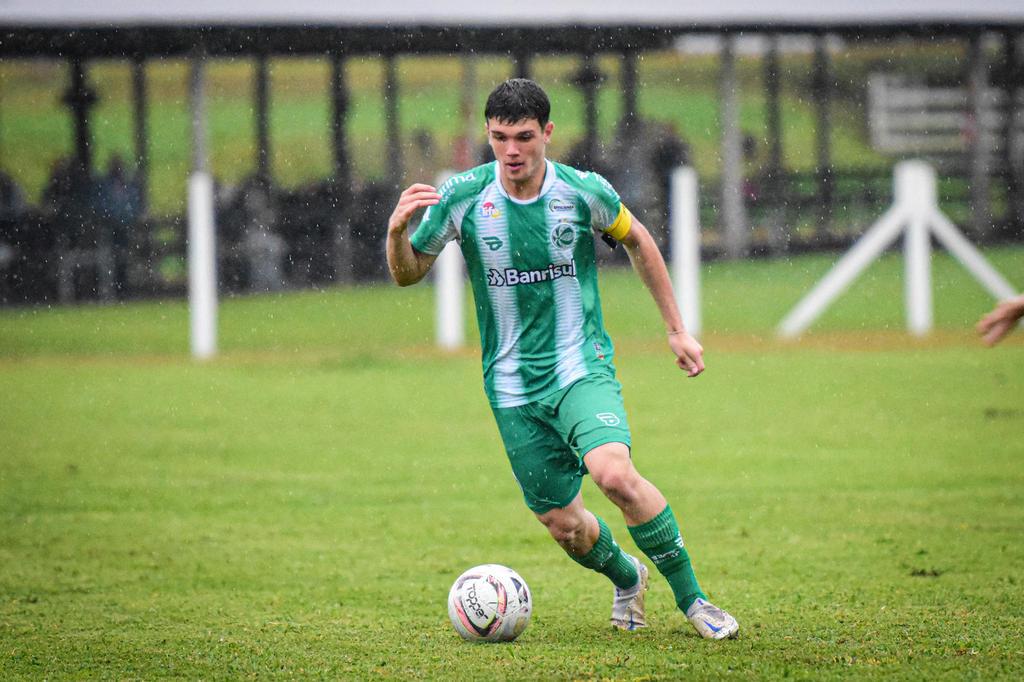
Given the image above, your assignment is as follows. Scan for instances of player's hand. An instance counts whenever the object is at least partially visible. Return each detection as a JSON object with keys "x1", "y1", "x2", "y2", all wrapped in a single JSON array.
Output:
[
  {"x1": 668, "y1": 331, "x2": 705, "y2": 377},
  {"x1": 388, "y1": 183, "x2": 441, "y2": 235},
  {"x1": 976, "y1": 295, "x2": 1024, "y2": 346}
]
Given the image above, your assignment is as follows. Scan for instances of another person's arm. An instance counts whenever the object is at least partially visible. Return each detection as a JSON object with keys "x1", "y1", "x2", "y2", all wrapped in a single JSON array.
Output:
[
  {"x1": 619, "y1": 216, "x2": 705, "y2": 377},
  {"x1": 976, "y1": 294, "x2": 1024, "y2": 346},
  {"x1": 386, "y1": 183, "x2": 441, "y2": 286}
]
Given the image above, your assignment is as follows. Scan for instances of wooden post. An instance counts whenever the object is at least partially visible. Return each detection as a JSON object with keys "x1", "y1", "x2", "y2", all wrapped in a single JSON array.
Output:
[
  {"x1": 513, "y1": 49, "x2": 532, "y2": 80},
  {"x1": 255, "y1": 53, "x2": 271, "y2": 186},
  {"x1": 1001, "y1": 31, "x2": 1022, "y2": 230},
  {"x1": 383, "y1": 53, "x2": 403, "y2": 191},
  {"x1": 764, "y1": 34, "x2": 786, "y2": 253},
  {"x1": 621, "y1": 49, "x2": 639, "y2": 136},
  {"x1": 968, "y1": 31, "x2": 993, "y2": 237},
  {"x1": 330, "y1": 53, "x2": 354, "y2": 285},
  {"x1": 575, "y1": 53, "x2": 601, "y2": 170},
  {"x1": 131, "y1": 55, "x2": 149, "y2": 214},
  {"x1": 64, "y1": 58, "x2": 96, "y2": 175},
  {"x1": 813, "y1": 35, "x2": 833, "y2": 234},
  {"x1": 719, "y1": 35, "x2": 748, "y2": 259}
]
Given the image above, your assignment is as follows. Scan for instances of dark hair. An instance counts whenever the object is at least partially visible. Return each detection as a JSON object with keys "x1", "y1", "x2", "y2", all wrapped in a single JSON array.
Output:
[{"x1": 484, "y1": 79, "x2": 550, "y2": 127}]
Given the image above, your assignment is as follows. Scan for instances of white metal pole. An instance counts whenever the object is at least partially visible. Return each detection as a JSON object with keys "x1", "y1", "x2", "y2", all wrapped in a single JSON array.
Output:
[
  {"x1": 435, "y1": 242, "x2": 464, "y2": 351},
  {"x1": 905, "y1": 211, "x2": 932, "y2": 335},
  {"x1": 928, "y1": 210, "x2": 1019, "y2": 301},
  {"x1": 671, "y1": 167, "x2": 701, "y2": 338},
  {"x1": 777, "y1": 204, "x2": 906, "y2": 338},
  {"x1": 433, "y1": 170, "x2": 463, "y2": 350},
  {"x1": 188, "y1": 172, "x2": 217, "y2": 358},
  {"x1": 188, "y1": 54, "x2": 217, "y2": 359},
  {"x1": 899, "y1": 162, "x2": 934, "y2": 335}
]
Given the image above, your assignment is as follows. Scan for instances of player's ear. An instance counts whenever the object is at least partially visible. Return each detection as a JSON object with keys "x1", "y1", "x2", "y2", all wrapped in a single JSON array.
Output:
[{"x1": 543, "y1": 121, "x2": 554, "y2": 142}]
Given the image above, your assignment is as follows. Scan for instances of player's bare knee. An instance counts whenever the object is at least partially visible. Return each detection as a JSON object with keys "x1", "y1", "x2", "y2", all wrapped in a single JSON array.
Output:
[
  {"x1": 592, "y1": 461, "x2": 641, "y2": 504},
  {"x1": 537, "y1": 511, "x2": 585, "y2": 546}
]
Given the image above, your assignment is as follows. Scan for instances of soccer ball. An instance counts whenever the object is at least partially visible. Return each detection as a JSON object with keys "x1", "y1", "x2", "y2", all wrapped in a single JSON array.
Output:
[{"x1": 447, "y1": 564, "x2": 532, "y2": 643}]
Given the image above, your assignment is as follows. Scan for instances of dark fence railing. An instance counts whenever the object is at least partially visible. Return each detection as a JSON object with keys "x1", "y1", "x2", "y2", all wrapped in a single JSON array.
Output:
[{"x1": 1, "y1": 168, "x2": 1021, "y2": 306}]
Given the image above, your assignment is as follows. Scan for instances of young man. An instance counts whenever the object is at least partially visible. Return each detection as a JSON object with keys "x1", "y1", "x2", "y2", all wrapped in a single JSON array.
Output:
[{"x1": 386, "y1": 79, "x2": 738, "y2": 639}]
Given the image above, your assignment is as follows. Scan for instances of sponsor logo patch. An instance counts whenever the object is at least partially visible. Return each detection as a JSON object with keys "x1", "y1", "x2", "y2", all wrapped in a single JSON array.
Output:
[
  {"x1": 480, "y1": 201, "x2": 501, "y2": 218},
  {"x1": 481, "y1": 236, "x2": 503, "y2": 251},
  {"x1": 596, "y1": 412, "x2": 621, "y2": 426},
  {"x1": 548, "y1": 198, "x2": 576, "y2": 212},
  {"x1": 486, "y1": 261, "x2": 576, "y2": 287}
]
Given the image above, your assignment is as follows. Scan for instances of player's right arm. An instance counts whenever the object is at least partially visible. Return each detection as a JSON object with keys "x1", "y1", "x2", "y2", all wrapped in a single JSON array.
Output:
[{"x1": 386, "y1": 183, "x2": 441, "y2": 286}]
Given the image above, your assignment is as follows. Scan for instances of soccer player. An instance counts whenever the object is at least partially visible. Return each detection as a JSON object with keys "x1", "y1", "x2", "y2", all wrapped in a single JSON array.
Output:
[{"x1": 386, "y1": 79, "x2": 738, "y2": 639}]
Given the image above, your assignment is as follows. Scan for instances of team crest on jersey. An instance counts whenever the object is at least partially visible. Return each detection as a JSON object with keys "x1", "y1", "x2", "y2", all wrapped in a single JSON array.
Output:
[
  {"x1": 480, "y1": 201, "x2": 501, "y2": 218},
  {"x1": 550, "y1": 222, "x2": 576, "y2": 249}
]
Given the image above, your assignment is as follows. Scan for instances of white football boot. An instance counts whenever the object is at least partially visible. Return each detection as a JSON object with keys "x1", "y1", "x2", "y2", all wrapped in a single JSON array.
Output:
[
  {"x1": 610, "y1": 556, "x2": 649, "y2": 631},
  {"x1": 685, "y1": 597, "x2": 739, "y2": 639}
]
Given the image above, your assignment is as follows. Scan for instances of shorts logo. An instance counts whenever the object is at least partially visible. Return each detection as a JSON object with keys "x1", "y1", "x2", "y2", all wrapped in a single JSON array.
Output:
[
  {"x1": 596, "y1": 412, "x2": 620, "y2": 426},
  {"x1": 482, "y1": 236, "x2": 503, "y2": 251},
  {"x1": 480, "y1": 201, "x2": 501, "y2": 218},
  {"x1": 550, "y1": 223, "x2": 576, "y2": 249},
  {"x1": 548, "y1": 198, "x2": 575, "y2": 212}
]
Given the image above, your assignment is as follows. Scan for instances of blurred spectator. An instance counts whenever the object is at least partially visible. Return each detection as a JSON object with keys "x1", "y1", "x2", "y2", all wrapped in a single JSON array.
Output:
[
  {"x1": 96, "y1": 155, "x2": 142, "y2": 297},
  {"x1": 0, "y1": 171, "x2": 26, "y2": 282},
  {"x1": 0, "y1": 170, "x2": 25, "y2": 217},
  {"x1": 237, "y1": 178, "x2": 286, "y2": 292}
]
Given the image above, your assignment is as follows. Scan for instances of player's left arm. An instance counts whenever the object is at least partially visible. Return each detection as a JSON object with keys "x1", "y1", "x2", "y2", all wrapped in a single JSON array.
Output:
[{"x1": 617, "y1": 214, "x2": 705, "y2": 377}]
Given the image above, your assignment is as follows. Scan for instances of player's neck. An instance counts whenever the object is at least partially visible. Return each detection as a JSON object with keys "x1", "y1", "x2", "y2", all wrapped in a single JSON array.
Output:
[{"x1": 500, "y1": 160, "x2": 547, "y2": 201}]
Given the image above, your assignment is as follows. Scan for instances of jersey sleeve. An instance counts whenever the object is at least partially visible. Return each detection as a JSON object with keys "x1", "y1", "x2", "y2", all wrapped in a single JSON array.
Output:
[
  {"x1": 409, "y1": 196, "x2": 458, "y2": 256},
  {"x1": 405, "y1": 174, "x2": 466, "y2": 256},
  {"x1": 584, "y1": 171, "x2": 632, "y2": 241}
]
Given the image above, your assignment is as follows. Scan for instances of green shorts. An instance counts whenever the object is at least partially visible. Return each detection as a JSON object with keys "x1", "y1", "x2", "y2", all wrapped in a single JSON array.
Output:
[{"x1": 490, "y1": 371, "x2": 632, "y2": 514}]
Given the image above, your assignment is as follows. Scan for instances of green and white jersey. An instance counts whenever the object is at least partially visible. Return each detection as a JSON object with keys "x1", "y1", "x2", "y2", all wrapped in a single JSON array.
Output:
[{"x1": 411, "y1": 160, "x2": 632, "y2": 408}]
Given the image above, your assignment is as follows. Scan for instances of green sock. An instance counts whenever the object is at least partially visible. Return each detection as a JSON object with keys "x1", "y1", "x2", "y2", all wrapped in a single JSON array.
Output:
[
  {"x1": 628, "y1": 505, "x2": 706, "y2": 612},
  {"x1": 570, "y1": 515, "x2": 639, "y2": 590}
]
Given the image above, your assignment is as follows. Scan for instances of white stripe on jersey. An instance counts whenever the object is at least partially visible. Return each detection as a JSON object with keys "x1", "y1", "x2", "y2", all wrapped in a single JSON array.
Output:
[
  {"x1": 474, "y1": 183, "x2": 526, "y2": 404},
  {"x1": 546, "y1": 180, "x2": 588, "y2": 389}
]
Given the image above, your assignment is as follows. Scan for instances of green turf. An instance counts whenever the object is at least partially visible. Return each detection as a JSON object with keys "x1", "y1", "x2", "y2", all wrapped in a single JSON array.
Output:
[{"x1": 2, "y1": 249, "x2": 1023, "y2": 679}]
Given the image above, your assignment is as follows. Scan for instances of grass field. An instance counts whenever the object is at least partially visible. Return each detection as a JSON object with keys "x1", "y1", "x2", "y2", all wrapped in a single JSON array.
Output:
[{"x1": 2, "y1": 248, "x2": 1024, "y2": 679}]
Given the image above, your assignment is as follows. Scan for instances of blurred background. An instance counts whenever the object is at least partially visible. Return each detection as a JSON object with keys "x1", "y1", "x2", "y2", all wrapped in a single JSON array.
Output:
[{"x1": 0, "y1": 2, "x2": 1021, "y2": 307}]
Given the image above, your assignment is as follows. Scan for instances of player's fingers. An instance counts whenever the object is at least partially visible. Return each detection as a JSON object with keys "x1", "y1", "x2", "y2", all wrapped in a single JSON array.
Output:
[
  {"x1": 401, "y1": 183, "x2": 437, "y2": 197},
  {"x1": 983, "y1": 321, "x2": 1010, "y2": 346},
  {"x1": 394, "y1": 194, "x2": 440, "y2": 220},
  {"x1": 400, "y1": 189, "x2": 441, "y2": 204},
  {"x1": 677, "y1": 354, "x2": 700, "y2": 377}
]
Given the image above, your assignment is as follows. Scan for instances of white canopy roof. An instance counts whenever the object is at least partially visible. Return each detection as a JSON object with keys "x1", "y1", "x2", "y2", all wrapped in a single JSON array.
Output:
[{"x1": 2, "y1": 0, "x2": 1023, "y2": 28}]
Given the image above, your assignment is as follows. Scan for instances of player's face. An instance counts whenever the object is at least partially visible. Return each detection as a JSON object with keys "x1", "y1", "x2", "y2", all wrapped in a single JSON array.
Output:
[{"x1": 486, "y1": 118, "x2": 554, "y2": 192}]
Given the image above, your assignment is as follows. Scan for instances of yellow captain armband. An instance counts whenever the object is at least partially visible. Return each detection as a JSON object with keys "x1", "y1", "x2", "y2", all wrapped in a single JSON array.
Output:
[{"x1": 604, "y1": 204, "x2": 633, "y2": 241}]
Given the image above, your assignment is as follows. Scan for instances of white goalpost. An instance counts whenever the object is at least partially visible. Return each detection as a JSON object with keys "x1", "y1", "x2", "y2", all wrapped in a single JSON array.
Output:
[{"x1": 778, "y1": 160, "x2": 1019, "y2": 338}]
